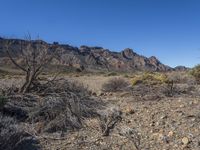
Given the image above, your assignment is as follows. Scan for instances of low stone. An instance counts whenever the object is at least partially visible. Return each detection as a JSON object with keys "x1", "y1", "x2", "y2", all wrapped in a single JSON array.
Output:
[
  {"x1": 97, "y1": 92, "x2": 104, "y2": 96},
  {"x1": 123, "y1": 106, "x2": 135, "y2": 115},
  {"x1": 182, "y1": 137, "x2": 189, "y2": 145},
  {"x1": 160, "y1": 115, "x2": 167, "y2": 119},
  {"x1": 168, "y1": 131, "x2": 174, "y2": 137}
]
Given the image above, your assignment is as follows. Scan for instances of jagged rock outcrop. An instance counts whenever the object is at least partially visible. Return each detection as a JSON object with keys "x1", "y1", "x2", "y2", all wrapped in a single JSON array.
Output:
[
  {"x1": 0, "y1": 38, "x2": 172, "y2": 72},
  {"x1": 174, "y1": 66, "x2": 189, "y2": 71}
]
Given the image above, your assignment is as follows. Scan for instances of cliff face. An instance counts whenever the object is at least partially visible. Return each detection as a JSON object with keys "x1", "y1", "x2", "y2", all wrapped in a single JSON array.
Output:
[{"x1": 0, "y1": 38, "x2": 172, "y2": 72}]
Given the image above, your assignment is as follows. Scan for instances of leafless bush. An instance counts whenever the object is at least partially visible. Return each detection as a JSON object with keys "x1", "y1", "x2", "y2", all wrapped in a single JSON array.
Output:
[
  {"x1": 2, "y1": 78, "x2": 104, "y2": 133},
  {"x1": 118, "y1": 127, "x2": 141, "y2": 150},
  {"x1": 5, "y1": 34, "x2": 60, "y2": 94},
  {"x1": 167, "y1": 71, "x2": 196, "y2": 85},
  {"x1": 0, "y1": 114, "x2": 40, "y2": 150},
  {"x1": 2, "y1": 94, "x2": 39, "y2": 121},
  {"x1": 98, "y1": 106, "x2": 122, "y2": 136},
  {"x1": 28, "y1": 79, "x2": 104, "y2": 133},
  {"x1": 102, "y1": 77, "x2": 129, "y2": 92}
]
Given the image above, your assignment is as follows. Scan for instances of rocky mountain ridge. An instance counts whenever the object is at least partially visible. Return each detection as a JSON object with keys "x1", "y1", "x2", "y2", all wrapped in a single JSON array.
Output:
[{"x1": 0, "y1": 37, "x2": 174, "y2": 72}]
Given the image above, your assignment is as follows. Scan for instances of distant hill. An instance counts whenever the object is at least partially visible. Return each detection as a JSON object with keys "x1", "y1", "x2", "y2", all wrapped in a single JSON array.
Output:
[{"x1": 0, "y1": 37, "x2": 173, "y2": 72}]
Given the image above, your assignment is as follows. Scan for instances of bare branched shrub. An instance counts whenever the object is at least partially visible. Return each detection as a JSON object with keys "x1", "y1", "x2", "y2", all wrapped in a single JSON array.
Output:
[
  {"x1": 164, "y1": 80, "x2": 175, "y2": 97},
  {"x1": 0, "y1": 114, "x2": 39, "y2": 150},
  {"x1": 102, "y1": 77, "x2": 129, "y2": 92},
  {"x1": 118, "y1": 127, "x2": 141, "y2": 150},
  {"x1": 98, "y1": 106, "x2": 122, "y2": 136},
  {"x1": 5, "y1": 35, "x2": 60, "y2": 93},
  {"x1": 167, "y1": 71, "x2": 196, "y2": 85},
  {"x1": 3, "y1": 94, "x2": 39, "y2": 121},
  {"x1": 2, "y1": 77, "x2": 104, "y2": 133},
  {"x1": 28, "y1": 79, "x2": 104, "y2": 133}
]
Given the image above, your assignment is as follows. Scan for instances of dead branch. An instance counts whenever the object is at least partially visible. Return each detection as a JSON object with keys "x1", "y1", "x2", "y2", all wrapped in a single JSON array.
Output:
[{"x1": 5, "y1": 35, "x2": 60, "y2": 93}]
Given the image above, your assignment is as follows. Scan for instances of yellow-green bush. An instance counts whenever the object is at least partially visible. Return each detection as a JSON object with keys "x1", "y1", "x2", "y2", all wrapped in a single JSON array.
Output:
[{"x1": 131, "y1": 72, "x2": 169, "y2": 86}]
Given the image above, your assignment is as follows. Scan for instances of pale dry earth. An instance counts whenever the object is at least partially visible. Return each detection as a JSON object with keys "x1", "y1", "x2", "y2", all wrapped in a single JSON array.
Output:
[{"x1": 1, "y1": 74, "x2": 200, "y2": 150}]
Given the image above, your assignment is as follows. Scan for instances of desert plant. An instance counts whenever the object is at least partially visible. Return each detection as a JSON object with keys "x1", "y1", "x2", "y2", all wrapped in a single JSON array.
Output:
[
  {"x1": 102, "y1": 77, "x2": 129, "y2": 92},
  {"x1": 27, "y1": 79, "x2": 104, "y2": 133},
  {"x1": 0, "y1": 114, "x2": 40, "y2": 150},
  {"x1": 98, "y1": 106, "x2": 122, "y2": 136},
  {"x1": 0, "y1": 95, "x2": 7, "y2": 109},
  {"x1": 5, "y1": 34, "x2": 60, "y2": 93},
  {"x1": 164, "y1": 80, "x2": 175, "y2": 97},
  {"x1": 190, "y1": 64, "x2": 200, "y2": 83},
  {"x1": 118, "y1": 127, "x2": 141, "y2": 150},
  {"x1": 131, "y1": 72, "x2": 168, "y2": 86},
  {"x1": 166, "y1": 71, "x2": 195, "y2": 84}
]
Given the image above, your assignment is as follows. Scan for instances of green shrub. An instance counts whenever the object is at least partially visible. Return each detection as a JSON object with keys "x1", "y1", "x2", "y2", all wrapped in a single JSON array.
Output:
[{"x1": 131, "y1": 72, "x2": 168, "y2": 86}]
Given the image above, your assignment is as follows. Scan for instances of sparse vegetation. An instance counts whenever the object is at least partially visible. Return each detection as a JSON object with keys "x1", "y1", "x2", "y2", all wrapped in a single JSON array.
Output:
[
  {"x1": 102, "y1": 77, "x2": 129, "y2": 92},
  {"x1": 190, "y1": 64, "x2": 200, "y2": 83},
  {"x1": 0, "y1": 36, "x2": 200, "y2": 150},
  {"x1": 29, "y1": 79, "x2": 104, "y2": 133},
  {"x1": 2, "y1": 79, "x2": 104, "y2": 134},
  {"x1": 0, "y1": 71, "x2": 200, "y2": 149},
  {"x1": 0, "y1": 114, "x2": 39, "y2": 150},
  {"x1": 98, "y1": 106, "x2": 122, "y2": 136},
  {"x1": 0, "y1": 95, "x2": 7, "y2": 109},
  {"x1": 5, "y1": 35, "x2": 60, "y2": 93},
  {"x1": 131, "y1": 72, "x2": 168, "y2": 86}
]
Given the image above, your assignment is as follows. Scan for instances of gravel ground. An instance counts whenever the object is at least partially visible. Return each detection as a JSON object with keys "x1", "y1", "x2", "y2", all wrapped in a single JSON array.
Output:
[{"x1": 1, "y1": 75, "x2": 200, "y2": 150}]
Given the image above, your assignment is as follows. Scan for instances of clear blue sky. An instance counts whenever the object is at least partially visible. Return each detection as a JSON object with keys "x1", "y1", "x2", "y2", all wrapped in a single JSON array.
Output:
[{"x1": 0, "y1": 0, "x2": 200, "y2": 67}]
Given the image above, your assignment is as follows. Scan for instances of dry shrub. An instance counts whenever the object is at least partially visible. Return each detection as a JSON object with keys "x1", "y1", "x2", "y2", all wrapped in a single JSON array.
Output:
[
  {"x1": 3, "y1": 94, "x2": 39, "y2": 121},
  {"x1": 0, "y1": 114, "x2": 39, "y2": 150},
  {"x1": 2, "y1": 79, "x2": 104, "y2": 133},
  {"x1": 98, "y1": 106, "x2": 122, "y2": 136},
  {"x1": 118, "y1": 127, "x2": 141, "y2": 150},
  {"x1": 0, "y1": 95, "x2": 7, "y2": 109},
  {"x1": 102, "y1": 77, "x2": 129, "y2": 92},
  {"x1": 131, "y1": 72, "x2": 195, "y2": 97},
  {"x1": 190, "y1": 65, "x2": 200, "y2": 83},
  {"x1": 167, "y1": 71, "x2": 196, "y2": 84},
  {"x1": 28, "y1": 79, "x2": 104, "y2": 133}
]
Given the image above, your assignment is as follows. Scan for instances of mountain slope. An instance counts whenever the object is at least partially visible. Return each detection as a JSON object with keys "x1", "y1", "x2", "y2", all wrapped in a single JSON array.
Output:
[{"x1": 0, "y1": 38, "x2": 172, "y2": 72}]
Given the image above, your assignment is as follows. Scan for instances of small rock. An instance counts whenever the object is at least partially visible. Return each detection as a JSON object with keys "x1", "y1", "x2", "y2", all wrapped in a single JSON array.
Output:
[
  {"x1": 193, "y1": 100, "x2": 198, "y2": 104},
  {"x1": 189, "y1": 101, "x2": 193, "y2": 105},
  {"x1": 182, "y1": 137, "x2": 189, "y2": 145},
  {"x1": 168, "y1": 131, "x2": 174, "y2": 137},
  {"x1": 97, "y1": 92, "x2": 105, "y2": 96},
  {"x1": 160, "y1": 115, "x2": 167, "y2": 119},
  {"x1": 108, "y1": 92, "x2": 113, "y2": 96},
  {"x1": 123, "y1": 106, "x2": 135, "y2": 115}
]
